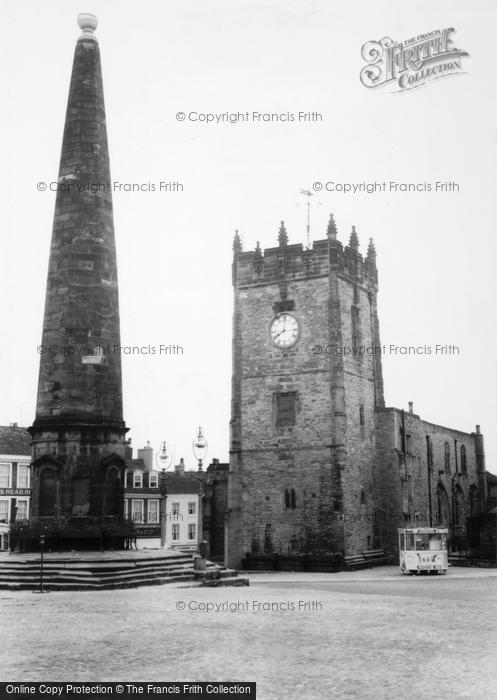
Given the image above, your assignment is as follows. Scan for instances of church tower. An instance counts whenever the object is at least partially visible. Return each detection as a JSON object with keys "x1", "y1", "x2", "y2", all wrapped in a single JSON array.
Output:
[
  {"x1": 226, "y1": 217, "x2": 384, "y2": 568},
  {"x1": 28, "y1": 15, "x2": 128, "y2": 532}
]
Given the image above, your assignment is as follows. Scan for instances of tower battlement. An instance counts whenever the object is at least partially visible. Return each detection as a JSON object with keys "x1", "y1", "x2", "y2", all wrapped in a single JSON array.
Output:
[{"x1": 232, "y1": 217, "x2": 378, "y2": 290}]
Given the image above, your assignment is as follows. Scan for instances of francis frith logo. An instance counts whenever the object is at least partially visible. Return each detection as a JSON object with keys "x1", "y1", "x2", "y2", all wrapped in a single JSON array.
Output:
[{"x1": 360, "y1": 28, "x2": 469, "y2": 91}]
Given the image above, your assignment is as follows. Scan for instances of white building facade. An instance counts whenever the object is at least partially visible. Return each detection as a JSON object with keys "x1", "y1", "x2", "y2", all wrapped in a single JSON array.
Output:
[
  {"x1": 0, "y1": 425, "x2": 32, "y2": 550},
  {"x1": 124, "y1": 453, "x2": 203, "y2": 550}
]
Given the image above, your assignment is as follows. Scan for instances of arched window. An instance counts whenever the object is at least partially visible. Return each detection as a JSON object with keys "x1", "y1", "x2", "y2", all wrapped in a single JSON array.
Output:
[
  {"x1": 39, "y1": 467, "x2": 57, "y2": 516},
  {"x1": 104, "y1": 466, "x2": 120, "y2": 516},
  {"x1": 444, "y1": 442, "x2": 450, "y2": 475},
  {"x1": 460, "y1": 445, "x2": 467, "y2": 476}
]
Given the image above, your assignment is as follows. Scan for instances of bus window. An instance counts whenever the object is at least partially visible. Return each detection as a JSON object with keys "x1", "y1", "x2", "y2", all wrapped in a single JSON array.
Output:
[
  {"x1": 406, "y1": 532, "x2": 415, "y2": 550},
  {"x1": 399, "y1": 533, "x2": 405, "y2": 550},
  {"x1": 429, "y1": 535, "x2": 442, "y2": 551},
  {"x1": 441, "y1": 533, "x2": 447, "y2": 550},
  {"x1": 414, "y1": 534, "x2": 428, "y2": 550}
]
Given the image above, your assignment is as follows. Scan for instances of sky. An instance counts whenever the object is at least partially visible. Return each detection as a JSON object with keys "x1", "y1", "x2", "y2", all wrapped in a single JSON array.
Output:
[{"x1": 1, "y1": 0, "x2": 496, "y2": 470}]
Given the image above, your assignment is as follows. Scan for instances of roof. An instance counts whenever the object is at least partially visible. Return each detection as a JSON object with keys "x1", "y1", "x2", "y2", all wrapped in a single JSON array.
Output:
[
  {"x1": 486, "y1": 472, "x2": 497, "y2": 485},
  {"x1": 125, "y1": 458, "x2": 146, "y2": 470},
  {"x1": 207, "y1": 461, "x2": 229, "y2": 473},
  {"x1": 164, "y1": 473, "x2": 203, "y2": 495},
  {"x1": 0, "y1": 426, "x2": 31, "y2": 456}
]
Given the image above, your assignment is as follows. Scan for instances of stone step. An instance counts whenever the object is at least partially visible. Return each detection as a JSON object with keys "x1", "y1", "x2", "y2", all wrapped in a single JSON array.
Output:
[
  {"x1": 0, "y1": 567, "x2": 195, "y2": 586},
  {"x1": 201, "y1": 576, "x2": 250, "y2": 588},
  {"x1": 194, "y1": 568, "x2": 240, "y2": 581},
  {"x1": 0, "y1": 555, "x2": 248, "y2": 591},
  {"x1": 0, "y1": 573, "x2": 197, "y2": 592},
  {"x1": 0, "y1": 561, "x2": 195, "y2": 576},
  {"x1": 0, "y1": 556, "x2": 193, "y2": 571}
]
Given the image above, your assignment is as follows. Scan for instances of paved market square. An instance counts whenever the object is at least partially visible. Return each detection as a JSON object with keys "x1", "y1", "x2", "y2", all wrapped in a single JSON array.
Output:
[{"x1": 1, "y1": 567, "x2": 496, "y2": 700}]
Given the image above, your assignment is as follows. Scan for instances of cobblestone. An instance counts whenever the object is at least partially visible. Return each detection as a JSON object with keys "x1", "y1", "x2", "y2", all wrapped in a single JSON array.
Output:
[{"x1": 1, "y1": 568, "x2": 495, "y2": 699}]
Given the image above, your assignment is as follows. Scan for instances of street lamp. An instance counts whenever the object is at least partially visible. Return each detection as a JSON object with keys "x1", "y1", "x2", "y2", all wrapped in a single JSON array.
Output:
[
  {"x1": 192, "y1": 427, "x2": 208, "y2": 556},
  {"x1": 156, "y1": 441, "x2": 172, "y2": 549},
  {"x1": 193, "y1": 426, "x2": 208, "y2": 471},
  {"x1": 39, "y1": 532, "x2": 46, "y2": 593}
]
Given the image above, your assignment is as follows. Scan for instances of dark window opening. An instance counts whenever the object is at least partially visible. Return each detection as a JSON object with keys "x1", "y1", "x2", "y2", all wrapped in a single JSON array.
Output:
[
  {"x1": 284, "y1": 488, "x2": 297, "y2": 510},
  {"x1": 351, "y1": 305, "x2": 360, "y2": 349},
  {"x1": 359, "y1": 405, "x2": 364, "y2": 426},
  {"x1": 460, "y1": 445, "x2": 467, "y2": 476},
  {"x1": 276, "y1": 392, "x2": 296, "y2": 427}
]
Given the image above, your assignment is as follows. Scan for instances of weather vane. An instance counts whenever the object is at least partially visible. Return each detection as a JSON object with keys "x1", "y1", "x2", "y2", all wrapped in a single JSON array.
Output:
[{"x1": 300, "y1": 188, "x2": 314, "y2": 249}]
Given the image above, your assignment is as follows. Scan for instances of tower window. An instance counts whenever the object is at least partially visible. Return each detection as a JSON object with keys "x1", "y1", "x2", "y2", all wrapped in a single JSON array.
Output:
[
  {"x1": 284, "y1": 488, "x2": 297, "y2": 509},
  {"x1": 360, "y1": 490, "x2": 366, "y2": 505},
  {"x1": 275, "y1": 392, "x2": 296, "y2": 426},
  {"x1": 351, "y1": 306, "x2": 360, "y2": 348},
  {"x1": 359, "y1": 405, "x2": 364, "y2": 426}
]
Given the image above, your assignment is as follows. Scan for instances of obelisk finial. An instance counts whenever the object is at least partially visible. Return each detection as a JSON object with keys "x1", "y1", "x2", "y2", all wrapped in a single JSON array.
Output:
[{"x1": 77, "y1": 13, "x2": 98, "y2": 37}]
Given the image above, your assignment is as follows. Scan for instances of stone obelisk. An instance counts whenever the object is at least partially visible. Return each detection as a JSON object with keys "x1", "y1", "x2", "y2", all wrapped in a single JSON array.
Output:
[{"x1": 29, "y1": 14, "x2": 128, "y2": 536}]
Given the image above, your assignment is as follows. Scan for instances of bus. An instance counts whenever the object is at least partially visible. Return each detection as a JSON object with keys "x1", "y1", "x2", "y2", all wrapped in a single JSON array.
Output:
[{"x1": 398, "y1": 527, "x2": 448, "y2": 575}]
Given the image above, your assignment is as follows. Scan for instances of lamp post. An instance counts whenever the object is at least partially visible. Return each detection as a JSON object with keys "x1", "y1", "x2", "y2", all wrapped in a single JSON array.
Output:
[
  {"x1": 39, "y1": 533, "x2": 45, "y2": 593},
  {"x1": 156, "y1": 441, "x2": 172, "y2": 549},
  {"x1": 193, "y1": 427, "x2": 208, "y2": 554}
]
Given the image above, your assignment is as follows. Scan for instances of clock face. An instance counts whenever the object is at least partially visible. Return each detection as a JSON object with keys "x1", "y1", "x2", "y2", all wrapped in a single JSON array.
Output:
[{"x1": 270, "y1": 313, "x2": 299, "y2": 348}]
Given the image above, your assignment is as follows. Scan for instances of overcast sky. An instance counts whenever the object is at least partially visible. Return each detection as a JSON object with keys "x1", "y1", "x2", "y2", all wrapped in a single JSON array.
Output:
[{"x1": 1, "y1": 0, "x2": 496, "y2": 471}]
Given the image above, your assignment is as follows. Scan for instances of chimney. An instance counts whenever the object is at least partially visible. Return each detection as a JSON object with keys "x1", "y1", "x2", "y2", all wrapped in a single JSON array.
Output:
[
  {"x1": 137, "y1": 441, "x2": 154, "y2": 470},
  {"x1": 174, "y1": 458, "x2": 185, "y2": 476},
  {"x1": 408, "y1": 402, "x2": 413, "y2": 414},
  {"x1": 124, "y1": 438, "x2": 133, "y2": 460}
]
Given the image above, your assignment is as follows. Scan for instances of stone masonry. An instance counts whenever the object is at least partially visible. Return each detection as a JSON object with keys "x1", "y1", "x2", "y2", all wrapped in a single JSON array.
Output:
[
  {"x1": 28, "y1": 15, "x2": 128, "y2": 525},
  {"x1": 226, "y1": 218, "x2": 384, "y2": 568},
  {"x1": 374, "y1": 407, "x2": 486, "y2": 553},
  {"x1": 226, "y1": 218, "x2": 487, "y2": 568}
]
